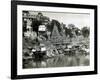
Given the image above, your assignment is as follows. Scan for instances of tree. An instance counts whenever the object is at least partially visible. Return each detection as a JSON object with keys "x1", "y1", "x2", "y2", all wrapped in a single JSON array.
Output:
[
  {"x1": 68, "y1": 24, "x2": 75, "y2": 30},
  {"x1": 75, "y1": 28, "x2": 81, "y2": 36},
  {"x1": 81, "y1": 27, "x2": 90, "y2": 38},
  {"x1": 65, "y1": 24, "x2": 76, "y2": 42}
]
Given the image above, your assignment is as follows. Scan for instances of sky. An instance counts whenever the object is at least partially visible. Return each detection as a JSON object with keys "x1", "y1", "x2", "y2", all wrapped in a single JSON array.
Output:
[{"x1": 28, "y1": 11, "x2": 90, "y2": 29}]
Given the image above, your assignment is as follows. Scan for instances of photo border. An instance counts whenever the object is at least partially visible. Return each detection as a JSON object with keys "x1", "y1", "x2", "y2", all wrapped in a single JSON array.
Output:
[{"x1": 11, "y1": 0, "x2": 97, "y2": 79}]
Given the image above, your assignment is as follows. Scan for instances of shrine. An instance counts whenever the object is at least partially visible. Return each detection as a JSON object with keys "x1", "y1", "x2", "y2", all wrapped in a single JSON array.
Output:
[{"x1": 50, "y1": 23, "x2": 65, "y2": 44}]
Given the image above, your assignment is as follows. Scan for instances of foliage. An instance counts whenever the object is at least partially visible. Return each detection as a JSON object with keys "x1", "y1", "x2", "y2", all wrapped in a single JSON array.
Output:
[{"x1": 81, "y1": 27, "x2": 90, "y2": 38}]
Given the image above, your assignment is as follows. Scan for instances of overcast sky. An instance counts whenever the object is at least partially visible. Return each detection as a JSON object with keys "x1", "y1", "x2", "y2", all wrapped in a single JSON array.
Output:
[{"x1": 29, "y1": 11, "x2": 90, "y2": 29}]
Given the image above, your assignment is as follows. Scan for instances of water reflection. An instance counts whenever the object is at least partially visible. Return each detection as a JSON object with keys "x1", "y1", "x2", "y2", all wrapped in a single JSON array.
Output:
[{"x1": 23, "y1": 55, "x2": 89, "y2": 69}]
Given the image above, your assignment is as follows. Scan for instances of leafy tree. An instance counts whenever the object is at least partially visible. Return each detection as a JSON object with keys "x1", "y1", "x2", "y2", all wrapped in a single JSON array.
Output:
[
  {"x1": 81, "y1": 27, "x2": 90, "y2": 38},
  {"x1": 68, "y1": 24, "x2": 75, "y2": 30},
  {"x1": 75, "y1": 28, "x2": 81, "y2": 36},
  {"x1": 65, "y1": 24, "x2": 76, "y2": 41}
]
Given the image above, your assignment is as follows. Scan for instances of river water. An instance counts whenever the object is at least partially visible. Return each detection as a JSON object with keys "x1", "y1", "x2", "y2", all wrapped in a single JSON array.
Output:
[{"x1": 23, "y1": 55, "x2": 89, "y2": 69}]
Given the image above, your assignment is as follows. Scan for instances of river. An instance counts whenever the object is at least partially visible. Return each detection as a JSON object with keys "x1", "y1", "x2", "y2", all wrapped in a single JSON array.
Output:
[{"x1": 23, "y1": 55, "x2": 90, "y2": 69}]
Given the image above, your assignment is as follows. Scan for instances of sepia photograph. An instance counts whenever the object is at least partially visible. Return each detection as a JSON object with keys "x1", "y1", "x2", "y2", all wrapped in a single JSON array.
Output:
[{"x1": 22, "y1": 11, "x2": 90, "y2": 69}]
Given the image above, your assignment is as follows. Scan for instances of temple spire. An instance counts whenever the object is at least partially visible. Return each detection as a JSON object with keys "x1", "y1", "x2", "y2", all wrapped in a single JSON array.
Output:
[{"x1": 50, "y1": 23, "x2": 63, "y2": 44}]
